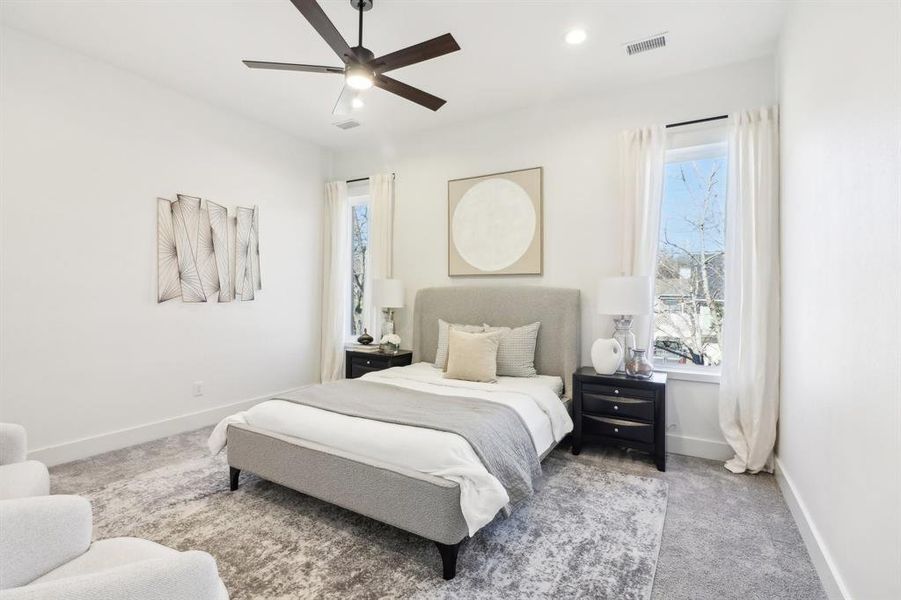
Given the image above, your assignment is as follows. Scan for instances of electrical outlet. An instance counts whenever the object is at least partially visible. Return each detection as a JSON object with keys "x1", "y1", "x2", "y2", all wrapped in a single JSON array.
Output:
[{"x1": 193, "y1": 381, "x2": 204, "y2": 397}]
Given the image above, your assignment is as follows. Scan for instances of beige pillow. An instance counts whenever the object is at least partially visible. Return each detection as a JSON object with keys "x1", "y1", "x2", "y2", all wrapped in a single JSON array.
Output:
[
  {"x1": 434, "y1": 319, "x2": 485, "y2": 369},
  {"x1": 444, "y1": 329, "x2": 501, "y2": 383}
]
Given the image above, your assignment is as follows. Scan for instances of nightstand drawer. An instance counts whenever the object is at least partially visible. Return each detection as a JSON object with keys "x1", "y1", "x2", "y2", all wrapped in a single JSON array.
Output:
[
  {"x1": 582, "y1": 383, "x2": 655, "y2": 401},
  {"x1": 345, "y1": 349, "x2": 412, "y2": 379},
  {"x1": 582, "y1": 415, "x2": 654, "y2": 445},
  {"x1": 582, "y1": 392, "x2": 654, "y2": 422},
  {"x1": 351, "y1": 355, "x2": 390, "y2": 370}
]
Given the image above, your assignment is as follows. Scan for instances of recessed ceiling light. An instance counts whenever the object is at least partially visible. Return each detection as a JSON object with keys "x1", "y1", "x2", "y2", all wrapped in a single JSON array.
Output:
[
  {"x1": 351, "y1": 96, "x2": 365, "y2": 110},
  {"x1": 565, "y1": 29, "x2": 587, "y2": 45}
]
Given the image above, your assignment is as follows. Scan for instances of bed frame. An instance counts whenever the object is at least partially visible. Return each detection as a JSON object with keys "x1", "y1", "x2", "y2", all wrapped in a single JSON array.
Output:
[{"x1": 227, "y1": 286, "x2": 580, "y2": 579}]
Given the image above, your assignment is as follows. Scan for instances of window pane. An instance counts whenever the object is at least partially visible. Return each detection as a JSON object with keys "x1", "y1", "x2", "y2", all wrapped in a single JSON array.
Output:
[
  {"x1": 350, "y1": 202, "x2": 369, "y2": 337},
  {"x1": 654, "y1": 154, "x2": 727, "y2": 367}
]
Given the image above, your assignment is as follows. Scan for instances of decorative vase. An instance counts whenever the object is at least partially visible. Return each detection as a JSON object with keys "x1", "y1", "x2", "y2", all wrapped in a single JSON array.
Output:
[
  {"x1": 625, "y1": 348, "x2": 654, "y2": 379},
  {"x1": 357, "y1": 329, "x2": 373, "y2": 345},
  {"x1": 380, "y1": 341, "x2": 399, "y2": 355},
  {"x1": 590, "y1": 338, "x2": 623, "y2": 375}
]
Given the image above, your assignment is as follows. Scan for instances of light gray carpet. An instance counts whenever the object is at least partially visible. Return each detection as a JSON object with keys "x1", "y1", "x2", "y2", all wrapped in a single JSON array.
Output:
[
  {"x1": 51, "y1": 428, "x2": 826, "y2": 600},
  {"x1": 54, "y1": 434, "x2": 667, "y2": 599}
]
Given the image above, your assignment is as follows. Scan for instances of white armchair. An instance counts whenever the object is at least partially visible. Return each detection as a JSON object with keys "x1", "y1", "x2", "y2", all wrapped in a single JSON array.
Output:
[
  {"x1": 0, "y1": 423, "x2": 50, "y2": 500},
  {"x1": 0, "y1": 495, "x2": 229, "y2": 599}
]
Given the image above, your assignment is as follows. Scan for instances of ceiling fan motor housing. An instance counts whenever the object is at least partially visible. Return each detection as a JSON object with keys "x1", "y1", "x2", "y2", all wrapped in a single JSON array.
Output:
[
  {"x1": 350, "y1": 0, "x2": 373, "y2": 12},
  {"x1": 350, "y1": 46, "x2": 375, "y2": 64}
]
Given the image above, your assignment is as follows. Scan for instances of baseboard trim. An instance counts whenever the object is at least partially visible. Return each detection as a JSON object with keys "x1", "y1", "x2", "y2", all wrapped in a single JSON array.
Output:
[
  {"x1": 29, "y1": 387, "x2": 307, "y2": 467},
  {"x1": 775, "y1": 456, "x2": 850, "y2": 600},
  {"x1": 666, "y1": 433, "x2": 732, "y2": 461}
]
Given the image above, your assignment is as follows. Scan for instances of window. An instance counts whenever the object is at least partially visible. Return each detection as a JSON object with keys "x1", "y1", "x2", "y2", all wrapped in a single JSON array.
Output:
[
  {"x1": 349, "y1": 187, "x2": 370, "y2": 338},
  {"x1": 654, "y1": 142, "x2": 727, "y2": 367}
]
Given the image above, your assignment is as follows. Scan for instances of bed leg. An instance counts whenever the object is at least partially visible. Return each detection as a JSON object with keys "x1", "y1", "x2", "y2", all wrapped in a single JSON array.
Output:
[
  {"x1": 229, "y1": 467, "x2": 240, "y2": 491},
  {"x1": 435, "y1": 541, "x2": 460, "y2": 580}
]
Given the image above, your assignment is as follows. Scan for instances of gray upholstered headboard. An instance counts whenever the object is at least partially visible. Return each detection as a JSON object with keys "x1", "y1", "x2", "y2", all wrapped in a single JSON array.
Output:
[{"x1": 411, "y1": 286, "x2": 581, "y2": 397}]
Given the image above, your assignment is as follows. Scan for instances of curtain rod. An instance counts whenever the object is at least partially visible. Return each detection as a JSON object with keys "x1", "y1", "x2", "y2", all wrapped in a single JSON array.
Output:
[
  {"x1": 666, "y1": 114, "x2": 729, "y2": 129},
  {"x1": 346, "y1": 173, "x2": 396, "y2": 184}
]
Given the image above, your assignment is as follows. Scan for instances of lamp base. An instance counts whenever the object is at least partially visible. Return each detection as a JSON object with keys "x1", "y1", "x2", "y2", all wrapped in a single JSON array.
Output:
[
  {"x1": 379, "y1": 308, "x2": 395, "y2": 353},
  {"x1": 380, "y1": 308, "x2": 395, "y2": 338},
  {"x1": 612, "y1": 316, "x2": 637, "y2": 373}
]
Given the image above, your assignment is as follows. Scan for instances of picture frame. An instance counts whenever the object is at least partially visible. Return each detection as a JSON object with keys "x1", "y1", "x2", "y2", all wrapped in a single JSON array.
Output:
[{"x1": 447, "y1": 166, "x2": 543, "y2": 276}]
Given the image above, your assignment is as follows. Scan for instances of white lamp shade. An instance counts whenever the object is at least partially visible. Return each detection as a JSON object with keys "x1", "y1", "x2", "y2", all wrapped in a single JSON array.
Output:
[
  {"x1": 596, "y1": 276, "x2": 652, "y2": 316},
  {"x1": 372, "y1": 279, "x2": 404, "y2": 308}
]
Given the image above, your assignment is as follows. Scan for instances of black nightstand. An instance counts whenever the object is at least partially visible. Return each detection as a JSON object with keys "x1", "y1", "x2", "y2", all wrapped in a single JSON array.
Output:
[
  {"x1": 571, "y1": 368, "x2": 667, "y2": 471},
  {"x1": 345, "y1": 348, "x2": 413, "y2": 379}
]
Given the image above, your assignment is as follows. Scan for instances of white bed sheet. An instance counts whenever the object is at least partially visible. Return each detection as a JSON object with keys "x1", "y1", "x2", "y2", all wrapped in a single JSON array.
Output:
[
  {"x1": 208, "y1": 362, "x2": 572, "y2": 536},
  {"x1": 364, "y1": 362, "x2": 566, "y2": 454}
]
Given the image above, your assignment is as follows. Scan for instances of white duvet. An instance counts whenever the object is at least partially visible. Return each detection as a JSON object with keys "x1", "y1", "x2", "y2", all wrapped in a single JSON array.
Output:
[{"x1": 209, "y1": 362, "x2": 573, "y2": 535}]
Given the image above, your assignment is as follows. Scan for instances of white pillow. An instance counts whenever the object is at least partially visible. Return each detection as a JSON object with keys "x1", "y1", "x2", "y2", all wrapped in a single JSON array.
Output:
[
  {"x1": 434, "y1": 319, "x2": 485, "y2": 369},
  {"x1": 483, "y1": 322, "x2": 541, "y2": 377},
  {"x1": 444, "y1": 329, "x2": 501, "y2": 383}
]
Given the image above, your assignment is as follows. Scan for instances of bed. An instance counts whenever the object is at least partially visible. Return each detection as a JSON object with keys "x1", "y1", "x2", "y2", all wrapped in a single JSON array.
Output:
[{"x1": 214, "y1": 286, "x2": 580, "y2": 579}]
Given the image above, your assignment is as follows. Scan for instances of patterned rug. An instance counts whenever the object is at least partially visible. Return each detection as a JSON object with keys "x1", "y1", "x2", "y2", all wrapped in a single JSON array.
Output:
[{"x1": 75, "y1": 449, "x2": 667, "y2": 599}]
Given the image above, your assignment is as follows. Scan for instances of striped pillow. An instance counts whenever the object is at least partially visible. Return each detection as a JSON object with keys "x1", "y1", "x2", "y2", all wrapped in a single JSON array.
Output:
[
  {"x1": 483, "y1": 322, "x2": 541, "y2": 377},
  {"x1": 435, "y1": 319, "x2": 485, "y2": 369}
]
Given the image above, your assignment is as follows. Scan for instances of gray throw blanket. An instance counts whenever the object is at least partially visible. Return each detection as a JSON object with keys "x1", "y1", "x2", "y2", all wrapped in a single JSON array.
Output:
[{"x1": 274, "y1": 379, "x2": 542, "y2": 507}]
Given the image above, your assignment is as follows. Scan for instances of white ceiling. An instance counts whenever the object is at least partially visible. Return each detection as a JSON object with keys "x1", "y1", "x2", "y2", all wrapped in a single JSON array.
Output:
[{"x1": 0, "y1": 1, "x2": 787, "y2": 149}]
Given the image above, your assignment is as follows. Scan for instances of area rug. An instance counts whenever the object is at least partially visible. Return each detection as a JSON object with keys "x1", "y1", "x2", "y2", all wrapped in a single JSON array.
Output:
[{"x1": 75, "y1": 450, "x2": 667, "y2": 599}]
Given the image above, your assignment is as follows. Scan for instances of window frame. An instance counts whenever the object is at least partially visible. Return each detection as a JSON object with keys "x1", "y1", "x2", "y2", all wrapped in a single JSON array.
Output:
[{"x1": 653, "y1": 127, "x2": 729, "y2": 378}]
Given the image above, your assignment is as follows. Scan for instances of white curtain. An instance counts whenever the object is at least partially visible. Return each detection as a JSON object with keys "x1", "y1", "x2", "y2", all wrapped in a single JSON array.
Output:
[
  {"x1": 620, "y1": 126, "x2": 666, "y2": 349},
  {"x1": 364, "y1": 173, "x2": 395, "y2": 338},
  {"x1": 320, "y1": 181, "x2": 350, "y2": 382},
  {"x1": 719, "y1": 106, "x2": 781, "y2": 474}
]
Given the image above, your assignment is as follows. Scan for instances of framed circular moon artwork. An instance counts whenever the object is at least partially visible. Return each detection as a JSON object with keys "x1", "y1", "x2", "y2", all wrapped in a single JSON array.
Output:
[{"x1": 447, "y1": 167, "x2": 543, "y2": 276}]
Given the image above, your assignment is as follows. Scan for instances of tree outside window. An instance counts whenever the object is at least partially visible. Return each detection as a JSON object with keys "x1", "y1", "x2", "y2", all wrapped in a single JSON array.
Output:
[
  {"x1": 654, "y1": 148, "x2": 727, "y2": 367},
  {"x1": 350, "y1": 200, "x2": 369, "y2": 337}
]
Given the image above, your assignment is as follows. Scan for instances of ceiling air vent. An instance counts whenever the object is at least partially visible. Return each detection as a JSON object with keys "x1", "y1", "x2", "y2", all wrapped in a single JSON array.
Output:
[
  {"x1": 625, "y1": 33, "x2": 667, "y2": 56},
  {"x1": 333, "y1": 119, "x2": 361, "y2": 130}
]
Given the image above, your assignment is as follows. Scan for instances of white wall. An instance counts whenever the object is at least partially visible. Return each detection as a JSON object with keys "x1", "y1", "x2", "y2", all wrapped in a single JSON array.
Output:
[
  {"x1": 333, "y1": 57, "x2": 777, "y2": 458},
  {"x1": 0, "y1": 28, "x2": 326, "y2": 464},
  {"x1": 777, "y1": 3, "x2": 901, "y2": 599}
]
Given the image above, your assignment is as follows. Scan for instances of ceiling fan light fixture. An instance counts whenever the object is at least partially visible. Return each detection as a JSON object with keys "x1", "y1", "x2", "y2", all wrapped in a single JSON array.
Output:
[
  {"x1": 345, "y1": 65, "x2": 373, "y2": 90},
  {"x1": 565, "y1": 28, "x2": 587, "y2": 45}
]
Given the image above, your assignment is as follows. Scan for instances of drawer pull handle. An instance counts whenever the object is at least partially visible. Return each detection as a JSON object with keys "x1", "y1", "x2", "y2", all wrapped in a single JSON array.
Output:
[
  {"x1": 614, "y1": 427, "x2": 619, "y2": 433},
  {"x1": 366, "y1": 360, "x2": 371, "y2": 365},
  {"x1": 614, "y1": 405, "x2": 619, "y2": 410},
  {"x1": 614, "y1": 389, "x2": 620, "y2": 395}
]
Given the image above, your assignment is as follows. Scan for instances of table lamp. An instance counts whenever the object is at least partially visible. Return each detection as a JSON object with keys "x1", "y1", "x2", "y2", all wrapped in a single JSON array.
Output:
[
  {"x1": 372, "y1": 278, "x2": 404, "y2": 339},
  {"x1": 596, "y1": 276, "x2": 652, "y2": 373}
]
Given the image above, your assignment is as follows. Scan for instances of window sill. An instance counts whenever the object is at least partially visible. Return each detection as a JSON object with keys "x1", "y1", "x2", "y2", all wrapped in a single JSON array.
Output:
[{"x1": 653, "y1": 364, "x2": 721, "y2": 384}]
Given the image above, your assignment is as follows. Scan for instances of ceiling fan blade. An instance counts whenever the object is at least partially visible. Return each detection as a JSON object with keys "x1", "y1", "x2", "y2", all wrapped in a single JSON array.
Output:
[
  {"x1": 332, "y1": 85, "x2": 356, "y2": 116},
  {"x1": 243, "y1": 60, "x2": 344, "y2": 74},
  {"x1": 374, "y1": 74, "x2": 446, "y2": 111},
  {"x1": 289, "y1": 0, "x2": 354, "y2": 63},
  {"x1": 371, "y1": 33, "x2": 460, "y2": 74}
]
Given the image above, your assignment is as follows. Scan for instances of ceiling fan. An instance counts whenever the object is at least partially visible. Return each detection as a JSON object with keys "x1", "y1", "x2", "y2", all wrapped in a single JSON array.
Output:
[{"x1": 243, "y1": 0, "x2": 460, "y2": 116}]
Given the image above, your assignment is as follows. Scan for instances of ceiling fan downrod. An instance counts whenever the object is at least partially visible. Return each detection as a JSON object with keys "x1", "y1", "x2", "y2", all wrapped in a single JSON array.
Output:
[{"x1": 351, "y1": 0, "x2": 373, "y2": 57}]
